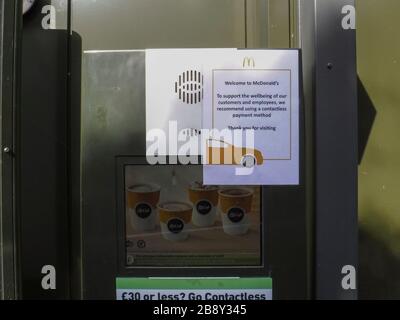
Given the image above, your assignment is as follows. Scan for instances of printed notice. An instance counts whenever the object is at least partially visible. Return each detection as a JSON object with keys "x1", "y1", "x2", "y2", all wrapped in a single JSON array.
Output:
[
  {"x1": 116, "y1": 278, "x2": 273, "y2": 301},
  {"x1": 203, "y1": 50, "x2": 300, "y2": 185},
  {"x1": 213, "y1": 70, "x2": 292, "y2": 159}
]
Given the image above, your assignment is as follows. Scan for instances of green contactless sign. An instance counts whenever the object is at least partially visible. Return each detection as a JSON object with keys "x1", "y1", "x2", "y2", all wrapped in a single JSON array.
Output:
[{"x1": 116, "y1": 278, "x2": 273, "y2": 301}]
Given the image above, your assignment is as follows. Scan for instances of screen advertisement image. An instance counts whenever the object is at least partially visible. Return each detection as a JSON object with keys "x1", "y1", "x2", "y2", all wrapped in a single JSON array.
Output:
[{"x1": 123, "y1": 165, "x2": 262, "y2": 268}]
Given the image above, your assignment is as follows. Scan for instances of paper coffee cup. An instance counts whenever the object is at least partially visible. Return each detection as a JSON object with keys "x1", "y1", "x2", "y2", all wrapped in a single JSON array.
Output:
[
  {"x1": 188, "y1": 182, "x2": 219, "y2": 227},
  {"x1": 127, "y1": 183, "x2": 161, "y2": 232},
  {"x1": 218, "y1": 188, "x2": 254, "y2": 236},
  {"x1": 158, "y1": 202, "x2": 193, "y2": 241}
]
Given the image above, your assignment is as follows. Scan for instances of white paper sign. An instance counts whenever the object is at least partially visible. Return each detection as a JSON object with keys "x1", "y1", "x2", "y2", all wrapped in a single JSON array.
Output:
[
  {"x1": 202, "y1": 50, "x2": 300, "y2": 185},
  {"x1": 145, "y1": 49, "x2": 300, "y2": 185},
  {"x1": 146, "y1": 49, "x2": 235, "y2": 157}
]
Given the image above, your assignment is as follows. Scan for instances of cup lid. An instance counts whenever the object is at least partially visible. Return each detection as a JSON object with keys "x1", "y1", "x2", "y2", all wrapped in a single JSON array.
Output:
[{"x1": 127, "y1": 183, "x2": 161, "y2": 193}]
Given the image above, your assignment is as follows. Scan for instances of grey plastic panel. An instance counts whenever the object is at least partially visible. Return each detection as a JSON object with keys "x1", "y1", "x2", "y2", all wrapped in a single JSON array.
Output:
[
  {"x1": 0, "y1": 0, "x2": 20, "y2": 300},
  {"x1": 313, "y1": 0, "x2": 358, "y2": 300},
  {"x1": 81, "y1": 51, "x2": 146, "y2": 298}
]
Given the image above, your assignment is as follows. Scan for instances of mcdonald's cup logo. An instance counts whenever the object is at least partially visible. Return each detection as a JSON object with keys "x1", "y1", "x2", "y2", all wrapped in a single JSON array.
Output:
[{"x1": 243, "y1": 57, "x2": 256, "y2": 68}]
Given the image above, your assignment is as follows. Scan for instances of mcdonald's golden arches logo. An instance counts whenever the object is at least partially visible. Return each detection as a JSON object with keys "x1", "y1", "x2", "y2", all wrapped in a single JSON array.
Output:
[{"x1": 243, "y1": 57, "x2": 256, "y2": 68}]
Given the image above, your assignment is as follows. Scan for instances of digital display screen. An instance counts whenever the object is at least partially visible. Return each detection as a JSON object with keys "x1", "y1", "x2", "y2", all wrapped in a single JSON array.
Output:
[{"x1": 124, "y1": 165, "x2": 262, "y2": 267}]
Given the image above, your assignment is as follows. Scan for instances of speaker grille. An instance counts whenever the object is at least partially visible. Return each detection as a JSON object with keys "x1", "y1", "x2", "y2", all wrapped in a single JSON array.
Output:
[{"x1": 175, "y1": 70, "x2": 204, "y2": 105}]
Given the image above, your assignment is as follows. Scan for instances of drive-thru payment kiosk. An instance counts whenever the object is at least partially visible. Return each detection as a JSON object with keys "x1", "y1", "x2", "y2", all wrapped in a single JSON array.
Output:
[{"x1": 0, "y1": 0, "x2": 358, "y2": 300}]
